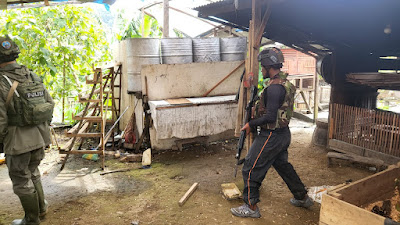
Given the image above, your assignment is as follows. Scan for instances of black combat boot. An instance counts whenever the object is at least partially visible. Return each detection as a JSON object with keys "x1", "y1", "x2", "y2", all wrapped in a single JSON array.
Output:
[
  {"x1": 12, "y1": 192, "x2": 40, "y2": 225},
  {"x1": 33, "y1": 181, "x2": 48, "y2": 219}
]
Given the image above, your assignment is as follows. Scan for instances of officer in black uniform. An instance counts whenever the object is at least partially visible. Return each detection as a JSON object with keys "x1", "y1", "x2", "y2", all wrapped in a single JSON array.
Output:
[{"x1": 231, "y1": 48, "x2": 313, "y2": 218}]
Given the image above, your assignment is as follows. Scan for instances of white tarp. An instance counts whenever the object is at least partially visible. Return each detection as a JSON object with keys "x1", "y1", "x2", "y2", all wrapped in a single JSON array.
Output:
[{"x1": 149, "y1": 95, "x2": 237, "y2": 140}]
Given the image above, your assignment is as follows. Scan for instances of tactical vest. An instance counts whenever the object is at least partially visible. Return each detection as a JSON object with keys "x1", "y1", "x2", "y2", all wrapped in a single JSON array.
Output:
[
  {"x1": 253, "y1": 72, "x2": 296, "y2": 130},
  {"x1": 1, "y1": 66, "x2": 53, "y2": 126}
]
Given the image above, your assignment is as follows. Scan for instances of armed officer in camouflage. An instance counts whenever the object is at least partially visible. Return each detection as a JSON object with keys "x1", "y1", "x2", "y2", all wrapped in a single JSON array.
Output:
[
  {"x1": 231, "y1": 47, "x2": 313, "y2": 218},
  {"x1": 0, "y1": 35, "x2": 54, "y2": 225}
]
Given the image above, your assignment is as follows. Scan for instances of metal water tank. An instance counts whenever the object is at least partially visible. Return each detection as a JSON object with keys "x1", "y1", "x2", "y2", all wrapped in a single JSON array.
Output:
[
  {"x1": 161, "y1": 38, "x2": 193, "y2": 64},
  {"x1": 192, "y1": 38, "x2": 221, "y2": 63},
  {"x1": 125, "y1": 38, "x2": 160, "y2": 93},
  {"x1": 220, "y1": 37, "x2": 247, "y2": 61}
]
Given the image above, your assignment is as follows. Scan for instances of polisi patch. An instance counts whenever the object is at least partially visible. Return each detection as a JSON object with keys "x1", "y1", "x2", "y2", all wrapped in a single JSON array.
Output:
[
  {"x1": 26, "y1": 91, "x2": 44, "y2": 98},
  {"x1": 1, "y1": 41, "x2": 11, "y2": 50}
]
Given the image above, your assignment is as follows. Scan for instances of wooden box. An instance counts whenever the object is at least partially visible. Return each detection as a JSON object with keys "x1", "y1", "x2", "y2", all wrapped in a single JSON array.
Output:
[{"x1": 320, "y1": 163, "x2": 400, "y2": 225}]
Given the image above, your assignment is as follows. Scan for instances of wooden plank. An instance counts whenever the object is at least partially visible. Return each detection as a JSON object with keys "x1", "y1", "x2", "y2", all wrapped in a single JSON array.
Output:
[
  {"x1": 165, "y1": 98, "x2": 191, "y2": 105},
  {"x1": 320, "y1": 194, "x2": 386, "y2": 225},
  {"x1": 334, "y1": 167, "x2": 400, "y2": 206},
  {"x1": 378, "y1": 111, "x2": 384, "y2": 152},
  {"x1": 221, "y1": 183, "x2": 242, "y2": 200},
  {"x1": 61, "y1": 137, "x2": 81, "y2": 151},
  {"x1": 300, "y1": 91, "x2": 312, "y2": 112},
  {"x1": 255, "y1": 2, "x2": 271, "y2": 46},
  {"x1": 363, "y1": 147, "x2": 400, "y2": 166},
  {"x1": 383, "y1": 112, "x2": 390, "y2": 153},
  {"x1": 327, "y1": 152, "x2": 385, "y2": 168},
  {"x1": 80, "y1": 88, "x2": 101, "y2": 100},
  {"x1": 100, "y1": 168, "x2": 133, "y2": 175},
  {"x1": 328, "y1": 104, "x2": 334, "y2": 139},
  {"x1": 358, "y1": 107, "x2": 363, "y2": 147},
  {"x1": 163, "y1": 0, "x2": 169, "y2": 37},
  {"x1": 395, "y1": 114, "x2": 400, "y2": 157},
  {"x1": 65, "y1": 133, "x2": 102, "y2": 138},
  {"x1": 178, "y1": 183, "x2": 199, "y2": 207},
  {"x1": 329, "y1": 139, "x2": 400, "y2": 166},
  {"x1": 347, "y1": 105, "x2": 351, "y2": 144},
  {"x1": 73, "y1": 116, "x2": 103, "y2": 122},
  {"x1": 66, "y1": 122, "x2": 90, "y2": 138},
  {"x1": 329, "y1": 139, "x2": 365, "y2": 156},
  {"x1": 74, "y1": 109, "x2": 94, "y2": 118},
  {"x1": 86, "y1": 79, "x2": 101, "y2": 85},
  {"x1": 334, "y1": 104, "x2": 339, "y2": 139},
  {"x1": 362, "y1": 108, "x2": 368, "y2": 148},
  {"x1": 235, "y1": 79, "x2": 245, "y2": 137},
  {"x1": 371, "y1": 110, "x2": 377, "y2": 151},
  {"x1": 79, "y1": 99, "x2": 102, "y2": 103},
  {"x1": 202, "y1": 61, "x2": 245, "y2": 97},
  {"x1": 67, "y1": 120, "x2": 89, "y2": 135},
  {"x1": 343, "y1": 104, "x2": 347, "y2": 143},
  {"x1": 337, "y1": 104, "x2": 342, "y2": 141},
  {"x1": 59, "y1": 150, "x2": 103, "y2": 155}
]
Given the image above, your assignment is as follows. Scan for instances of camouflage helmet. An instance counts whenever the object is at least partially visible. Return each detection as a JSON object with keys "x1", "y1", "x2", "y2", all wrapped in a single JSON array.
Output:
[
  {"x1": 258, "y1": 47, "x2": 284, "y2": 67},
  {"x1": 0, "y1": 35, "x2": 20, "y2": 58}
]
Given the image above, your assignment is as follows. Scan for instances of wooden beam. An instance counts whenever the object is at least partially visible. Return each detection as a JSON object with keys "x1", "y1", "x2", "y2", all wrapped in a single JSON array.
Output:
[
  {"x1": 178, "y1": 183, "x2": 199, "y2": 206},
  {"x1": 300, "y1": 91, "x2": 312, "y2": 112},
  {"x1": 203, "y1": 61, "x2": 244, "y2": 97},
  {"x1": 72, "y1": 116, "x2": 103, "y2": 122},
  {"x1": 59, "y1": 150, "x2": 103, "y2": 155},
  {"x1": 163, "y1": 0, "x2": 169, "y2": 38},
  {"x1": 255, "y1": 2, "x2": 271, "y2": 47},
  {"x1": 169, "y1": 6, "x2": 218, "y2": 28},
  {"x1": 314, "y1": 69, "x2": 319, "y2": 122},
  {"x1": 65, "y1": 133, "x2": 103, "y2": 138},
  {"x1": 320, "y1": 194, "x2": 387, "y2": 225}
]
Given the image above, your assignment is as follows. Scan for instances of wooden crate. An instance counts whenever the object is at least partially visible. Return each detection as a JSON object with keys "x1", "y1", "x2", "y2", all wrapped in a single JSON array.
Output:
[{"x1": 320, "y1": 163, "x2": 400, "y2": 225}]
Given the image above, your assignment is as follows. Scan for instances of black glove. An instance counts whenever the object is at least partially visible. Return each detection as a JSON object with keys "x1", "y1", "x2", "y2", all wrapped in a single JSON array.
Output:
[{"x1": 0, "y1": 143, "x2": 3, "y2": 153}]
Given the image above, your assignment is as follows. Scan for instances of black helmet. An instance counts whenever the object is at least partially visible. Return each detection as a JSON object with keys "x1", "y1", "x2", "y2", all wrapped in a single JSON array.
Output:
[
  {"x1": 258, "y1": 47, "x2": 284, "y2": 67},
  {"x1": 0, "y1": 35, "x2": 20, "y2": 63}
]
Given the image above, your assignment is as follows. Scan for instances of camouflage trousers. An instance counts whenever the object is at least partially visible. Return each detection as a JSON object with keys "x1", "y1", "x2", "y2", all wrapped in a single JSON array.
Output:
[{"x1": 6, "y1": 148, "x2": 44, "y2": 196}]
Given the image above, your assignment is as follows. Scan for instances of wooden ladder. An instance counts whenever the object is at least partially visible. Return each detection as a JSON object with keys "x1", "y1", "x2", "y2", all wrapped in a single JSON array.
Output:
[{"x1": 60, "y1": 65, "x2": 121, "y2": 170}]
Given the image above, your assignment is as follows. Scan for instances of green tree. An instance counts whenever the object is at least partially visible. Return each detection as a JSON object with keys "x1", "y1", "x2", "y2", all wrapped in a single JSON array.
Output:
[
  {"x1": 0, "y1": 5, "x2": 111, "y2": 123},
  {"x1": 116, "y1": 13, "x2": 162, "y2": 40}
]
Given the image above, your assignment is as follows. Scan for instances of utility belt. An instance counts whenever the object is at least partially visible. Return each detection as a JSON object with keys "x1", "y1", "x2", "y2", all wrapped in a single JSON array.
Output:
[{"x1": 257, "y1": 126, "x2": 289, "y2": 135}]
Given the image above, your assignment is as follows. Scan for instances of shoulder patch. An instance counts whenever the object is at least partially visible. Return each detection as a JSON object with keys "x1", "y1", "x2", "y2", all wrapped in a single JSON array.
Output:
[{"x1": 1, "y1": 41, "x2": 11, "y2": 50}]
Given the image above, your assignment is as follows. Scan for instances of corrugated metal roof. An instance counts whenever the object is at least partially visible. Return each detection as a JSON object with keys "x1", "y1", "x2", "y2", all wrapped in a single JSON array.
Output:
[
  {"x1": 195, "y1": 0, "x2": 400, "y2": 86},
  {"x1": 193, "y1": 0, "x2": 230, "y2": 10}
]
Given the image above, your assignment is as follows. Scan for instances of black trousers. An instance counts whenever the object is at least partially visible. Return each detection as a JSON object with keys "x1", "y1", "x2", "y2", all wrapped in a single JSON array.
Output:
[{"x1": 242, "y1": 127, "x2": 307, "y2": 206}]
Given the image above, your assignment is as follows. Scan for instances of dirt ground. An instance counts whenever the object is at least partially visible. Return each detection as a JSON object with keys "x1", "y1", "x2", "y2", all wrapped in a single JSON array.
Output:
[{"x1": 0, "y1": 119, "x2": 374, "y2": 225}]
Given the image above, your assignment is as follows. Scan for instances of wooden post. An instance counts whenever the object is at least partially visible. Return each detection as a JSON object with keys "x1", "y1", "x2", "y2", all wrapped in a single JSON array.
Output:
[
  {"x1": 235, "y1": 0, "x2": 270, "y2": 147},
  {"x1": 163, "y1": 0, "x2": 169, "y2": 38},
  {"x1": 62, "y1": 56, "x2": 66, "y2": 124},
  {"x1": 141, "y1": 7, "x2": 145, "y2": 36},
  {"x1": 314, "y1": 68, "x2": 319, "y2": 122},
  {"x1": 179, "y1": 183, "x2": 198, "y2": 206}
]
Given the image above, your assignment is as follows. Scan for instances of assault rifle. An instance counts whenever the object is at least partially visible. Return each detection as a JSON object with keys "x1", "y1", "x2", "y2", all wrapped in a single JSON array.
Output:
[{"x1": 234, "y1": 85, "x2": 258, "y2": 177}]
